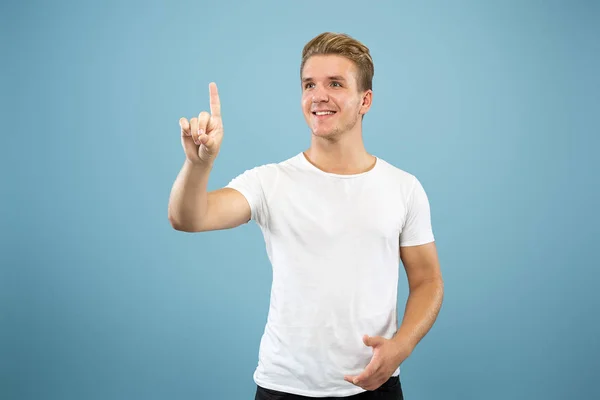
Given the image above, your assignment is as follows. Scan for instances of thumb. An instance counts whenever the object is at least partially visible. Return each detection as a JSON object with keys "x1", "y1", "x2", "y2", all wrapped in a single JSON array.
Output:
[
  {"x1": 199, "y1": 133, "x2": 215, "y2": 150},
  {"x1": 363, "y1": 334, "x2": 384, "y2": 348}
]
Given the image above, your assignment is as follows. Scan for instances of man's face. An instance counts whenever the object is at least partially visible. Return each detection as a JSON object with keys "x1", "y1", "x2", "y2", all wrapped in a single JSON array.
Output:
[{"x1": 301, "y1": 55, "x2": 371, "y2": 139}]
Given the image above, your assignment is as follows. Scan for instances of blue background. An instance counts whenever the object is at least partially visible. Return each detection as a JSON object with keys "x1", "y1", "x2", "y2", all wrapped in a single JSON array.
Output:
[{"x1": 2, "y1": 0, "x2": 599, "y2": 399}]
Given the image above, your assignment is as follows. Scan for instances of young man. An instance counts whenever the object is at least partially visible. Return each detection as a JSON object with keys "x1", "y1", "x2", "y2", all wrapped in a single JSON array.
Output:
[{"x1": 168, "y1": 32, "x2": 444, "y2": 400}]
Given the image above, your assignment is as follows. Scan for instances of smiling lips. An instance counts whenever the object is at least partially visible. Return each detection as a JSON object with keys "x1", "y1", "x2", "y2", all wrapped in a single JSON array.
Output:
[{"x1": 312, "y1": 110, "x2": 337, "y2": 118}]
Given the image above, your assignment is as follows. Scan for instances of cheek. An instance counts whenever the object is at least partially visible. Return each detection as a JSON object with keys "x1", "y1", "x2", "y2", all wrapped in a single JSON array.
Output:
[
  {"x1": 339, "y1": 98, "x2": 360, "y2": 114},
  {"x1": 301, "y1": 97, "x2": 311, "y2": 112},
  {"x1": 347, "y1": 99, "x2": 361, "y2": 112}
]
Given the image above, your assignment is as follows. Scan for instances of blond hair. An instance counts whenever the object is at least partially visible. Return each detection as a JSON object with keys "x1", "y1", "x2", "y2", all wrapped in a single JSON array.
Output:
[{"x1": 300, "y1": 32, "x2": 374, "y2": 92}]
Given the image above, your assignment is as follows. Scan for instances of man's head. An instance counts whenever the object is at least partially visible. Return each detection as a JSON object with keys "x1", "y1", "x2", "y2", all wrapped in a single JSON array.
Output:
[{"x1": 300, "y1": 32, "x2": 374, "y2": 140}]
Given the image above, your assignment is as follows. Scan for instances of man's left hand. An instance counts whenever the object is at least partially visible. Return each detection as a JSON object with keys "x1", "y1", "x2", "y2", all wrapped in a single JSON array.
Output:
[{"x1": 344, "y1": 334, "x2": 411, "y2": 391}]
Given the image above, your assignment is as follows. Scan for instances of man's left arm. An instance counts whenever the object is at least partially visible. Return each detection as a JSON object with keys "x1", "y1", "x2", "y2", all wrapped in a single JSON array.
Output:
[
  {"x1": 344, "y1": 241, "x2": 444, "y2": 390},
  {"x1": 392, "y1": 241, "x2": 444, "y2": 357},
  {"x1": 344, "y1": 176, "x2": 443, "y2": 390}
]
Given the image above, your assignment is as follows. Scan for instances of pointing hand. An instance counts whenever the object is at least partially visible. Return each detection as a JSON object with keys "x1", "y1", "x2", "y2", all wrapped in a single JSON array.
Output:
[{"x1": 179, "y1": 82, "x2": 224, "y2": 165}]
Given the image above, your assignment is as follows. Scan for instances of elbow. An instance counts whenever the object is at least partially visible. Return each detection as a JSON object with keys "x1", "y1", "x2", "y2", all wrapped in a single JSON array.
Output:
[
  {"x1": 169, "y1": 219, "x2": 198, "y2": 232},
  {"x1": 168, "y1": 214, "x2": 184, "y2": 231},
  {"x1": 409, "y1": 275, "x2": 444, "y2": 294},
  {"x1": 167, "y1": 206, "x2": 179, "y2": 230},
  {"x1": 168, "y1": 209, "x2": 192, "y2": 232},
  {"x1": 168, "y1": 212, "x2": 203, "y2": 233}
]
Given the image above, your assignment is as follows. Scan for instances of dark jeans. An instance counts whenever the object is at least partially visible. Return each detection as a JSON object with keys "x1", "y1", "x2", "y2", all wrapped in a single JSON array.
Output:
[{"x1": 255, "y1": 375, "x2": 404, "y2": 400}]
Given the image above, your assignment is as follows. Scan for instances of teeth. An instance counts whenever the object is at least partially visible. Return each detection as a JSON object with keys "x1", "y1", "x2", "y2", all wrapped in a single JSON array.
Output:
[{"x1": 315, "y1": 111, "x2": 335, "y2": 115}]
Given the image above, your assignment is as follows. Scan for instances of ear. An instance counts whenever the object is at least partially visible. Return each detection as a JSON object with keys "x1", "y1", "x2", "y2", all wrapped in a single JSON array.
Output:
[{"x1": 359, "y1": 89, "x2": 373, "y2": 115}]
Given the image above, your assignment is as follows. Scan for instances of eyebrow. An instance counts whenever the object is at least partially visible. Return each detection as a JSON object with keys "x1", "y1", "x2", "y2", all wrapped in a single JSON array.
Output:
[{"x1": 302, "y1": 76, "x2": 347, "y2": 82}]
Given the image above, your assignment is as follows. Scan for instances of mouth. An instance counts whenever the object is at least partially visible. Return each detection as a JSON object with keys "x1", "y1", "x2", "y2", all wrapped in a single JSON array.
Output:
[{"x1": 312, "y1": 110, "x2": 337, "y2": 118}]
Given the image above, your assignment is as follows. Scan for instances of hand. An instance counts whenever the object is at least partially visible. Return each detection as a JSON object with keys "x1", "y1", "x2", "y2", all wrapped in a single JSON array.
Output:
[
  {"x1": 344, "y1": 334, "x2": 410, "y2": 391},
  {"x1": 179, "y1": 82, "x2": 224, "y2": 165}
]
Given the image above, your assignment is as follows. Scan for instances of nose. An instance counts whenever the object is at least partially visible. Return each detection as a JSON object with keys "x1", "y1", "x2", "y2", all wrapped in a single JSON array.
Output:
[{"x1": 311, "y1": 86, "x2": 329, "y2": 103}]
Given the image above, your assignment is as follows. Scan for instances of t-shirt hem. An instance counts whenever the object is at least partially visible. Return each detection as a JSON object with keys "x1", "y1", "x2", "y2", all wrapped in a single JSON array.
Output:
[
  {"x1": 253, "y1": 371, "x2": 400, "y2": 398},
  {"x1": 400, "y1": 237, "x2": 435, "y2": 247},
  {"x1": 254, "y1": 378, "x2": 366, "y2": 397}
]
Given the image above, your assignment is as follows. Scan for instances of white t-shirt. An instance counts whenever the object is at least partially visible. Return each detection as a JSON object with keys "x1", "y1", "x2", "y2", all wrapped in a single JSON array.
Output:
[{"x1": 226, "y1": 152, "x2": 435, "y2": 397}]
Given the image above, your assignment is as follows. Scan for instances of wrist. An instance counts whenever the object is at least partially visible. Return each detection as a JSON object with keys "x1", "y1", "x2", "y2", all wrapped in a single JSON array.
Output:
[
  {"x1": 186, "y1": 158, "x2": 214, "y2": 170},
  {"x1": 391, "y1": 332, "x2": 416, "y2": 360}
]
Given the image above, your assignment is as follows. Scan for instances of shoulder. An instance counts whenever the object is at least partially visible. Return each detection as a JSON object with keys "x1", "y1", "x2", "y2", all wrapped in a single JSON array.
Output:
[
  {"x1": 374, "y1": 157, "x2": 434, "y2": 207},
  {"x1": 228, "y1": 153, "x2": 302, "y2": 187},
  {"x1": 375, "y1": 157, "x2": 419, "y2": 187},
  {"x1": 250, "y1": 153, "x2": 302, "y2": 176}
]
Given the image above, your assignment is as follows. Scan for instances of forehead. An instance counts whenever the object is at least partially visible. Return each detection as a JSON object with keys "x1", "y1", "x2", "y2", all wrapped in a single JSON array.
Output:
[{"x1": 301, "y1": 54, "x2": 358, "y2": 81}]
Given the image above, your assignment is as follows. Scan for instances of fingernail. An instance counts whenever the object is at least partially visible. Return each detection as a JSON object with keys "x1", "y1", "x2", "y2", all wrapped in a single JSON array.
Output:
[{"x1": 198, "y1": 129, "x2": 204, "y2": 135}]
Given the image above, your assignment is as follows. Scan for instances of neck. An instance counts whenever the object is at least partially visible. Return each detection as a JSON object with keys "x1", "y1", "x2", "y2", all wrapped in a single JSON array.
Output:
[{"x1": 304, "y1": 128, "x2": 376, "y2": 175}]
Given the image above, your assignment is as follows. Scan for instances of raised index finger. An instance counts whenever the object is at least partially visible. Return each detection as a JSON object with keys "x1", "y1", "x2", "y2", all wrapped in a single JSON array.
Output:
[{"x1": 209, "y1": 82, "x2": 221, "y2": 118}]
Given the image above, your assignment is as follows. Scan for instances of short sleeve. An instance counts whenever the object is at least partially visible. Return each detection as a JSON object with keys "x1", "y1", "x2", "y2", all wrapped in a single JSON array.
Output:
[
  {"x1": 400, "y1": 176, "x2": 435, "y2": 247},
  {"x1": 225, "y1": 164, "x2": 278, "y2": 228}
]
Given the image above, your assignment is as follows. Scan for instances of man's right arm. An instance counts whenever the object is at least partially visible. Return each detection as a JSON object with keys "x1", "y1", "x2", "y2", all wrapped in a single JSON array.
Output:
[
  {"x1": 167, "y1": 159, "x2": 250, "y2": 232},
  {"x1": 169, "y1": 82, "x2": 250, "y2": 232}
]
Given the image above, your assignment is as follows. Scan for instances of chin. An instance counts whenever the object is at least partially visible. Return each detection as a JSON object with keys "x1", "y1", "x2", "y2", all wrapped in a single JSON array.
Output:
[{"x1": 311, "y1": 127, "x2": 339, "y2": 138}]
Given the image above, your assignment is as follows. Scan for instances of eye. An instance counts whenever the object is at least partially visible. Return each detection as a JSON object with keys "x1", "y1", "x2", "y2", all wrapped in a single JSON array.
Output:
[
  {"x1": 304, "y1": 82, "x2": 315, "y2": 89},
  {"x1": 331, "y1": 81, "x2": 342, "y2": 87}
]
